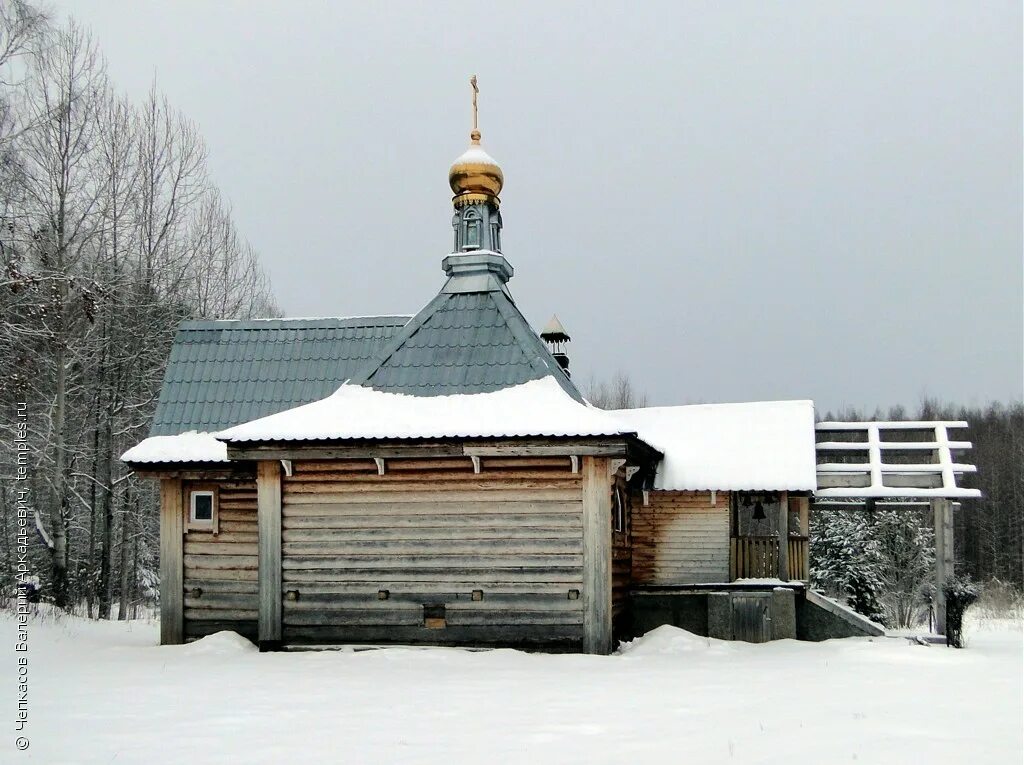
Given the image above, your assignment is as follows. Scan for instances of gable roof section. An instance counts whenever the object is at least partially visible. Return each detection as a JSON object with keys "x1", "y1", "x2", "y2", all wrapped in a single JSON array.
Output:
[
  {"x1": 149, "y1": 316, "x2": 410, "y2": 436},
  {"x1": 348, "y1": 253, "x2": 584, "y2": 401},
  {"x1": 611, "y1": 400, "x2": 818, "y2": 491}
]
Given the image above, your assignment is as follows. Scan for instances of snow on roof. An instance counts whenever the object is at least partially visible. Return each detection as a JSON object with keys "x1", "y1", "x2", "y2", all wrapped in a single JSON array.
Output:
[
  {"x1": 217, "y1": 377, "x2": 631, "y2": 443},
  {"x1": 610, "y1": 400, "x2": 817, "y2": 491},
  {"x1": 125, "y1": 375, "x2": 819, "y2": 490},
  {"x1": 121, "y1": 432, "x2": 228, "y2": 464}
]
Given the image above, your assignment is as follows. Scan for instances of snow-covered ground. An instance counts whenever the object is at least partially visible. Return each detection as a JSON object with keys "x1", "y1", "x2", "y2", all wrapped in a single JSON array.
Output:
[{"x1": 3, "y1": 612, "x2": 1020, "y2": 764}]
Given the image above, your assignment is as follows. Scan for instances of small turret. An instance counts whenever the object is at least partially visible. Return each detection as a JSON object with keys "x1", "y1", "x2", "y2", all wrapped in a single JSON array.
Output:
[
  {"x1": 449, "y1": 75, "x2": 504, "y2": 253},
  {"x1": 540, "y1": 315, "x2": 571, "y2": 377}
]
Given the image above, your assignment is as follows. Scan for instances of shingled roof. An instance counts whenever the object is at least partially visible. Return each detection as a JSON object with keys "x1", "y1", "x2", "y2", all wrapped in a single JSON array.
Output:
[
  {"x1": 348, "y1": 251, "x2": 584, "y2": 402},
  {"x1": 149, "y1": 316, "x2": 409, "y2": 436}
]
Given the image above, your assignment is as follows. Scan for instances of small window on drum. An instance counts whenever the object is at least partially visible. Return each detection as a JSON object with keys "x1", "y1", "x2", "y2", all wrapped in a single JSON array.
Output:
[{"x1": 188, "y1": 489, "x2": 217, "y2": 531}]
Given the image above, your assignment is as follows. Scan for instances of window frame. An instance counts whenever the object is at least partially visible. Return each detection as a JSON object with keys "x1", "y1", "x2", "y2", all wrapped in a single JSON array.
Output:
[
  {"x1": 612, "y1": 485, "x2": 626, "y2": 534},
  {"x1": 186, "y1": 485, "x2": 218, "y2": 533}
]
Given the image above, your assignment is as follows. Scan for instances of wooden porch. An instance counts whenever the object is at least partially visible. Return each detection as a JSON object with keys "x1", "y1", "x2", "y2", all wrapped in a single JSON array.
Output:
[{"x1": 728, "y1": 491, "x2": 811, "y2": 583}]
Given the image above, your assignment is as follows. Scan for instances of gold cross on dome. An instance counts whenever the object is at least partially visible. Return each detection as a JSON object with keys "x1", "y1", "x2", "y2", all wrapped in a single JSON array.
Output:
[{"x1": 470, "y1": 75, "x2": 479, "y2": 132}]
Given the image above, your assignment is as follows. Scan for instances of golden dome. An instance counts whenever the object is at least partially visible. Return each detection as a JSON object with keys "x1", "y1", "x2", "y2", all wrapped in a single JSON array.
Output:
[{"x1": 449, "y1": 129, "x2": 503, "y2": 207}]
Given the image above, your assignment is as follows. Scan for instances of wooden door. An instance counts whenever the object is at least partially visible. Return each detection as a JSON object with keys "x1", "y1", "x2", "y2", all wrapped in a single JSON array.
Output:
[{"x1": 731, "y1": 593, "x2": 771, "y2": 643}]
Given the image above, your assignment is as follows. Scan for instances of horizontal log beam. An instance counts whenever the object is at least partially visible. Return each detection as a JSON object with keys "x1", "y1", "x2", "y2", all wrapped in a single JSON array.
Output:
[
  {"x1": 816, "y1": 462, "x2": 976, "y2": 473},
  {"x1": 816, "y1": 441, "x2": 972, "y2": 451},
  {"x1": 227, "y1": 438, "x2": 642, "y2": 462}
]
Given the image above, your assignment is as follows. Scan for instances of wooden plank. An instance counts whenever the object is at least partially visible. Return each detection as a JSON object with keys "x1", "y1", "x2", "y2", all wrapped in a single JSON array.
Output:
[
  {"x1": 231, "y1": 445, "x2": 468, "y2": 460},
  {"x1": 284, "y1": 479, "x2": 580, "y2": 494},
  {"x1": 181, "y1": 580, "x2": 258, "y2": 595},
  {"x1": 217, "y1": 521, "x2": 259, "y2": 534},
  {"x1": 282, "y1": 554, "x2": 583, "y2": 570},
  {"x1": 464, "y1": 445, "x2": 626, "y2": 457},
  {"x1": 280, "y1": 582, "x2": 578, "y2": 596},
  {"x1": 282, "y1": 489, "x2": 582, "y2": 504},
  {"x1": 185, "y1": 541, "x2": 259, "y2": 556},
  {"x1": 218, "y1": 509, "x2": 258, "y2": 522},
  {"x1": 281, "y1": 526, "x2": 580, "y2": 542},
  {"x1": 185, "y1": 593, "x2": 258, "y2": 610},
  {"x1": 281, "y1": 539, "x2": 582, "y2": 556},
  {"x1": 282, "y1": 501, "x2": 583, "y2": 517},
  {"x1": 283, "y1": 595, "x2": 584, "y2": 610},
  {"x1": 183, "y1": 554, "x2": 258, "y2": 570},
  {"x1": 184, "y1": 566, "x2": 259, "y2": 581},
  {"x1": 778, "y1": 490, "x2": 789, "y2": 582},
  {"x1": 283, "y1": 469, "x2": 577, "y2": 483},
  {"x1": 294, "y1": 460, "x2": 377, "y2": 473},
  {"x1": 282, "y1": 567, "x2": 582, "y2": 584},
  {"x1": 284, "y1": 609, "x2": 424, "y2": 627},
  {"x1": 581, "y1": 456, "x2": 612, "y2": 654},
  {"x1": 257, "y1": 460, "x2": 283, "y2": 646},
  {"x1": 185, "y1": 608, "x2": 259, "y2": 621},
  {"x1": 159, "y1": 479, "x2": 184, "y2": 645},
  {"x1": 446, "y1": 611, "x2": 582, "y2": 626},
  {"x1": 130, "y1": 468, "x2": 255, "y2": 481},
  {"x1": 282, "y1": 512, "x2": 582, "y2": 529},
  {"x1": 281, "y1": 624, "x2": 583, "y2": 647},
  {"x1": 481, "y1": 457, "x2": 573, "y2": 469},
  {"x1": 184, "y1": 531, "x2": 258, "y2": 545}
]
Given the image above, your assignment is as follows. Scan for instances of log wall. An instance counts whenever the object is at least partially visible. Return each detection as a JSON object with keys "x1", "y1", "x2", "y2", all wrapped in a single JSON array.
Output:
[
  {"x1": 279, "y1": 457, "x2": 586, "y2": 650},
  {"x1": 632, "y1": 490, "x2": 731, "y2": 585},
  {"x1": 182, "y1": 480, "x2": 259, "y2": 641}
]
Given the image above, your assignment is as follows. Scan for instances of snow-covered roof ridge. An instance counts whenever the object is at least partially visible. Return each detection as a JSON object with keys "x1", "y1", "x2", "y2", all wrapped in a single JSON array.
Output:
[
  {"x1": 217, "y1": 377, "x2": 633, "y2": 443},
  {"x1": 610, "y1": 399, "x2": 817, "y2": 491},
  {"x1": 121, "y1": 431, "x2": 228, "y2": 464}
]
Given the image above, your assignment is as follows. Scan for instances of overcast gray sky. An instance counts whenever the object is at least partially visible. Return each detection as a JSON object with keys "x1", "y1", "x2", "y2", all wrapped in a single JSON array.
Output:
[{"x1": 60, "y1": 1, "x2": 1021, "y2": 412}]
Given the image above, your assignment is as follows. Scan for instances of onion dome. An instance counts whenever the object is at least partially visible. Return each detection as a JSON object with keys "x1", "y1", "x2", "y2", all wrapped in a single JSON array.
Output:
[{"x1": 449, "y1": 129, "x2": 504, "y2": 208}]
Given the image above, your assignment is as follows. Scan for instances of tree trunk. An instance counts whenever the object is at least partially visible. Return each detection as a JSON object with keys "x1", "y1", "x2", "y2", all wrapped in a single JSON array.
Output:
[
  {"x1": 50, "y1": 339, "x2": 70, "y2": 609},
  {"x1": 97, "y1": 416, "x2": 114, "y2": 618},
  {"x1": 117, "y1": 499, "x2": 131, "y2": 620}
]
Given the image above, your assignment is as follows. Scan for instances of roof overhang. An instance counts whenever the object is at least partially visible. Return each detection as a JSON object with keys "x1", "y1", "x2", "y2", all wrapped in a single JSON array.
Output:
[{"x1": 223, "y1": 434, "x2": 661, "y2": 467}]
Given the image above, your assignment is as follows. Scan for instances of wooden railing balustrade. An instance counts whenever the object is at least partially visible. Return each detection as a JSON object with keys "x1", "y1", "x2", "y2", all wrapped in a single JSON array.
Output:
[{"x1": 730, "y1": 536, "x2": 809, "y2": 582}]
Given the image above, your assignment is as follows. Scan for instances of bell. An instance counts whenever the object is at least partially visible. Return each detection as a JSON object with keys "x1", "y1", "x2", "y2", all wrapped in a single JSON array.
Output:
[{"x1": 752, "y1": 500, "x2": 766, "y2": 521}]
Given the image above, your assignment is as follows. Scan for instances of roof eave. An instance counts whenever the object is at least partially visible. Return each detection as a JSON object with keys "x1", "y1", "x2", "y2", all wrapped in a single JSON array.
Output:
[{"x1": 222, "y1": 433, "x2": 655, "y2": 462}]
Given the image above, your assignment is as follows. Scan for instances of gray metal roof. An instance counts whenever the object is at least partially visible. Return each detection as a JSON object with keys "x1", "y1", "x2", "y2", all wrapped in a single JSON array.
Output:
[
  {"x1": 348, "y1": 253, "x2": 584, "y2": 402},
  {"x1": 148, "y1": 252, "x2": 583, "y2": 438},
  {"x1": 149, "y1": 316, "x2": 410, "y2": 436}
]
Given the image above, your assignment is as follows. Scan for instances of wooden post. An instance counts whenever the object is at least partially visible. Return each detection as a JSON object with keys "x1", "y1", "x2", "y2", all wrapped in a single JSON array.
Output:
[
  {"x1": 777, "y1": 490, "x2": 789, "y2": 581},
  {"x1": 582, "y1": 456, "x2": 613, "y2": 654},
  {"x1": 159, "y1": 478, "x2": 184, "y2": 645},
  {"x1": 798, "y1": 496, "x2": 810, "y2": 581},
  {"x1": 932, "y1": 498, "x2": 953, "y2": 634},
  {"x1": 257, "y1": 460, "x2": 283, "y2": 649}
]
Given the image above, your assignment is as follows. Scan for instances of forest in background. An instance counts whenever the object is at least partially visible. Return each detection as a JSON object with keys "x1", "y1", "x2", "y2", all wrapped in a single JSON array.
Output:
[
  {"x1": 0, "y1": 3, "x2": 1017, "y2": 626},
  {"x1": 0, "y1": 3, "x2": 278, "y2": 616}
]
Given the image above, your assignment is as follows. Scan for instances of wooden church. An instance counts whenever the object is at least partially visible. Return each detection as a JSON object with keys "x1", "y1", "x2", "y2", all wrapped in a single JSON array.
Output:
[{"x1": 123, "y1": 81, "x2": 980, "y2": 653}]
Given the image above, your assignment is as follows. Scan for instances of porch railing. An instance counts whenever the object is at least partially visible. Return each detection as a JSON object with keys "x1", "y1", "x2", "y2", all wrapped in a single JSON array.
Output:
[{"x1": 730, "y1": 536, "x2": 809, "y2": 582}]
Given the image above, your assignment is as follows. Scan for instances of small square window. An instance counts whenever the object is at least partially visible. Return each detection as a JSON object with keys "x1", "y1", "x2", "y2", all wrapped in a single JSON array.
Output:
[{"x1": 189, "y1": 490, "x2": 215, "y2": 528}]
